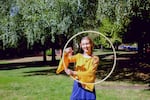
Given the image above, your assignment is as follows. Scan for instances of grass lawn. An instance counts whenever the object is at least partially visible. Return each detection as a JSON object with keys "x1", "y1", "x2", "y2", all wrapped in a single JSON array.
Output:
[{"x1": 0, "y1": 66, "x2": 149, "y2": 100}]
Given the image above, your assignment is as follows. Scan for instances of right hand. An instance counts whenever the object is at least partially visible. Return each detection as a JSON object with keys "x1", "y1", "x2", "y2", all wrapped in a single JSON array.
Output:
[{"x1": 65, "y1": 47, "x2": 73, "y2": 56}]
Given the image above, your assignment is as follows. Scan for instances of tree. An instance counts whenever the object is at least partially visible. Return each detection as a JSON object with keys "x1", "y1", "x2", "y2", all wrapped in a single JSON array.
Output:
[
  {"x1": 96, "y1": 0, "x2": 149, "y2": 60},
  {"x1": 123, "y1": 0, "x2": 150, "y2": 60},
  {"x1": 96, "y1": 0, "x2": 133, "y2": 49},
  {"x1": 0, "y1": 0, "x2": 98, "y2": 62},
  {"x1": 0, "y1": 0, "x2": 20, "y2": 49}
]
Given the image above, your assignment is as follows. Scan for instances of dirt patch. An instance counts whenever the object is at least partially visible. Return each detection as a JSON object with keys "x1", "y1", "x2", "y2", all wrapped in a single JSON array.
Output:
[
  {"x1": 96, "y1": 85, "x2": 150, "y2": 90},
  {"x1": 0, "y1": 56, "x2": 60, "y2": 63}
]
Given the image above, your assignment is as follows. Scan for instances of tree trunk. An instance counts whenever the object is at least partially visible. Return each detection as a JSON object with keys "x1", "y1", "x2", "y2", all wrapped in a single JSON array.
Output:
[
  {"x1": 52, "y1": 46, "x2": 56, "y2": 62},
  {"x1": 138, "y1": 40, "x2": 144, "y2": 60},
  {"x1": 43, "y1": 49, "x2": 47, "y2": 62},
  {"x1": 115, "y1": 44, "x2": 119, "y2": 51}
]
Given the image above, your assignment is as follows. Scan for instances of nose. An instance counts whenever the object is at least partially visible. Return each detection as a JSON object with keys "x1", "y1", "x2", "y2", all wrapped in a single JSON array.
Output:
[{"x1": 84, "y1": 43, "x2": 88, "y2": 48}]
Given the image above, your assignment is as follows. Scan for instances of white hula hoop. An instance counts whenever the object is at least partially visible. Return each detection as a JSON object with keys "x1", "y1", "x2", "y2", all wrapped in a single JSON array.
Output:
[{"x1": 62, "y1": 30, "x2": 116, "y2": 85}]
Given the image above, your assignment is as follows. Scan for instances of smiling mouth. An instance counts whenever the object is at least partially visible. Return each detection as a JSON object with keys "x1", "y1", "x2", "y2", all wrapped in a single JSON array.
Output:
[{"x1": 84, "y1": 48, "x2": 88, "y2": 50}]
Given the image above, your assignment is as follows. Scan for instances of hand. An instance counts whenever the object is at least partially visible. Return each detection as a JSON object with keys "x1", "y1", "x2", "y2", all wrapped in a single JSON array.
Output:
[
  {"x1": 64, "y1": 68, "x2": 75, "y2": 75},
  {"x1": 65, "y1": 47, "x2": 73, "y2": 56},
  {"x1": 64, "y1": 68, "x2": 72, "y2": 75}
]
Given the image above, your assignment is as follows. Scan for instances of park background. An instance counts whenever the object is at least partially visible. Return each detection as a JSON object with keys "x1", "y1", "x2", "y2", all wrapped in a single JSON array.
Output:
[{"x1": 0, "y1": 0, "x2": 150, "y2": 100}]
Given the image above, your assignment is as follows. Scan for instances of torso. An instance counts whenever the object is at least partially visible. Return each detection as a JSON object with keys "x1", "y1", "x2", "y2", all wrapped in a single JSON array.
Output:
[{"x1": 75, "y1": 53, "x2": 93, "y2": 71}]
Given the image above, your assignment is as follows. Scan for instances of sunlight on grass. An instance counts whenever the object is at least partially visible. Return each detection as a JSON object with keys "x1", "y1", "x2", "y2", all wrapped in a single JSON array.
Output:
[
  {"x1": 0, "y1": 61, "x2": 9, "y2": 64},
  {"x1": 0, "y1": 66, "x2": 73, "y2": 100},
  {"x1": 0, "y1": 66, "x2": 149, "y2": 100}
]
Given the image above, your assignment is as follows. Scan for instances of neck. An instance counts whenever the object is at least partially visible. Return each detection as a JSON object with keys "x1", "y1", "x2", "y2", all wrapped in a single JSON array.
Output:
[{"x1": 83, "y1": 52, "x2": 92, "y2": 57}]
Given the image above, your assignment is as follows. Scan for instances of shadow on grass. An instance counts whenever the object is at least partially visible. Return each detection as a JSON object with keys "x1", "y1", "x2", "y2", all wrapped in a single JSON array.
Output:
[
  {"x1": 0, "y1": 59, "x2": 67, "y2": 77},
  {"x1": 97, "y1": 53, "x2": 150, "y2": 84},
  {"x1": 23, "y1": 67, "x2": 57, "y2": 76},
  {"x1": 23, "y1": 66, "x2": 68, "y2": 77},
  {"x1": 0, "y1": 60, "x2": 59, "y2": 70},
  {"x1": 0, "y1": 52, "x2": 149, "y2": 85}
]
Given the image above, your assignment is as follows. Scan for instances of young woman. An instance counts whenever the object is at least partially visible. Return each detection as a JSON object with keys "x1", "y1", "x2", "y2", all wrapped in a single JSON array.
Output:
[{"x1": 56, "y1": 36, "x2": 99, "y2": 100}]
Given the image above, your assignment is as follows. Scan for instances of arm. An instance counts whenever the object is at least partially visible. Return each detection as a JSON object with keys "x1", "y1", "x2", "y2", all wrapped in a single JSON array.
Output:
[
  {"x1": 56, "y1": 52, "x2": 69, "y2": 74},
  {"x1": 56, "y1": 48, "x2": 79, "y2": 74}
]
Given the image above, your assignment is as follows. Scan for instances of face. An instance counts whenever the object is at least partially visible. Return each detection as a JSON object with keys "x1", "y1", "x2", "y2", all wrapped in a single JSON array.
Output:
[{"x1": 80, "y1": 39, "x2": 92, "y2": 55}]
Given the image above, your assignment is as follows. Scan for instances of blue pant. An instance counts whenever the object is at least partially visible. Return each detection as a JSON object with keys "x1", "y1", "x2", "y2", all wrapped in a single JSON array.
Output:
[{"x1": 70, "y1": 80, "x2": 96, "y2": 100}]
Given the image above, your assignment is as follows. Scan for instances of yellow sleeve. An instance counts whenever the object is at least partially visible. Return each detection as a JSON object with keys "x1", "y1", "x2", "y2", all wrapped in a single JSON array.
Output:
[{"x1": 56, "y1": 53, "x2": 79, "y2": 74}]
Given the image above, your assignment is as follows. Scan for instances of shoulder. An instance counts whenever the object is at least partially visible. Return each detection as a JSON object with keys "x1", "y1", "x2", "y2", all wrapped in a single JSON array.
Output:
[
  {"x1": 92, "y1": 56, "x2": 99, "y2": 64},
  {"x1": 76, "y1": 53, "x2": 82, "y2": 57},
  {"x1": 70, "y1": 53, "x2": 82, "y2": 59}
]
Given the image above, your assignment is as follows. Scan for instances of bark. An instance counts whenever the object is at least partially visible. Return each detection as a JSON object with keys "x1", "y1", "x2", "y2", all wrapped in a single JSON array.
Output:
[
  {"x1": 52, "y1": 45, "x2": 56, "y2": 62},
  {"x1": 43, "y1": 49, "x2": 47, "y2": 62}
]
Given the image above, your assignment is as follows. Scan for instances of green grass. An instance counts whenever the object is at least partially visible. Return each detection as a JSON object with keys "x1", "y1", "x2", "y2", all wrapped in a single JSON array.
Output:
[
  {"x1": 0, "y1": 61, "x2": 9, "y2": 64},
  {"x1": 0, "y1": 67, "x2": 72, "y2": 100},
  {"x1": 93, "y1": 49, "x2": 136, "y2": 56},
  {"x1": 0, "y1": 65, "x2": 149, "y2": 100},
  {"x1": 96, "y1": 81, "x2": 150, "y2": 100}
]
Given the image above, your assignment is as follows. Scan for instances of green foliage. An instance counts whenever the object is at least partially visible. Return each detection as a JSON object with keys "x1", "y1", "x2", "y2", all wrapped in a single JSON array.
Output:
[
  {"x1": 97, "y1": 0, "x2": 134, "y2": 24},
  {"x1": 0, "y1": 0, "x2": 149, "y2": 51},
  {"x1": 96, "y1": 0, "x2": 130, "y2": 48},
  {"x1": 46, "y1": 49, "x2": 52, "y2": 56},
  {"x1": 96, "y1": 0, "x2": 149, "y2": 48},
  {"x1": 0, "y1": 0, "x2": 19, "y2": 48},
  {"x1": 0, "y1": 0, "x2": 98, "y2": 49},
  {"x1": 95, "y1": 18, "x2": 122, "y2": 48},
  {"x1": 18, "y1": 0, "x2": 54, "y2": 46}
]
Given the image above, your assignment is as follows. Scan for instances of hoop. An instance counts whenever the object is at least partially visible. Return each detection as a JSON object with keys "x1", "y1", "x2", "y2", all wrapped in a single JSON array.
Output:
[{"x1": 62, "y1": 30, "x2": 116, "y2": 85}]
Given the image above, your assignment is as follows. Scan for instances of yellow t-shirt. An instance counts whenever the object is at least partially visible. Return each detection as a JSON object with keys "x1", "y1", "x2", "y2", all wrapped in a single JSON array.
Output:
[{"x1": 56, "y1": 53, "x2": 99, "y2": 91}]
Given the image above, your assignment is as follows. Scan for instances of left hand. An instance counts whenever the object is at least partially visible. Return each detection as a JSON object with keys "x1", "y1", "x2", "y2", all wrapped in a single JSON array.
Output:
[{"x1": 64, "y1": 68, "x2": 75, "y2": 75}]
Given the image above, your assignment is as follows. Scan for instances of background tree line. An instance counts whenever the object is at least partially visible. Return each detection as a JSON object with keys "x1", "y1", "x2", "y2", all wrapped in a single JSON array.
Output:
[{"x1": 0, "y1": 0, "x2": 149, "y2": 62}]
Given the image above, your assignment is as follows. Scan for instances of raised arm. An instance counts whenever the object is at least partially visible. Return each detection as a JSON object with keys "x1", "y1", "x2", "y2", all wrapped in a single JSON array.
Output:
[{"x1": 56, "y1": 47, "x2": 79, "y2": 74}]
